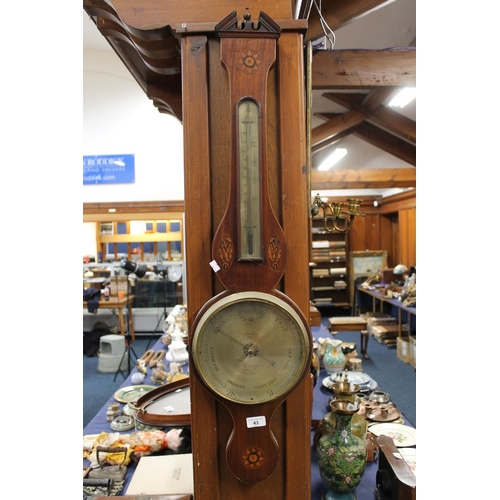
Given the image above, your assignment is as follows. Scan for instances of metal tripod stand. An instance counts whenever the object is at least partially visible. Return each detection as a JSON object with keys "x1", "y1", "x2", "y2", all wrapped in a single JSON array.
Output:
[
  {"x1": 143, "y1": 266, "x2": 170, "y2": 351},
  {"x1": 114, "y1": 273, "x2": 139, "y2": 381}
]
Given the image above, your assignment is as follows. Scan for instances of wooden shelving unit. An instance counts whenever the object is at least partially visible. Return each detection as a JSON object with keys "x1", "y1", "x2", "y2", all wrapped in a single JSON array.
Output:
[
  {"x1": 95, "y1": 218, "x2": 183, "y2": 262},
  {"x1": 309, "y1": 217, "x2": 350, "y2": 309}
]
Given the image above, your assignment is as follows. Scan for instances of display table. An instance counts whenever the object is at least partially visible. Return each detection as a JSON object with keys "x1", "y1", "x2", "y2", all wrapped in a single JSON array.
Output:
[
  {"x1": 83, "y1": 327, "x2": 415, "y2": 498},
  {"x1": 357, "y1": 286, "x2": 416, "y2": 337},
  {"x1": 83, "y1": 295, "x2": 135, "y2": 341}
]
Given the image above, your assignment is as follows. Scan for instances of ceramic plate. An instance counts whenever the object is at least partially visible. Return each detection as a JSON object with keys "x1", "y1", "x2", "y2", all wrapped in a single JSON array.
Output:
[
  {"x1": 322, "y1": 376, "x2": 335, "y2": 390},
  {"x1": 359, "y1": 379, "x2": 377, "y2": 392},
  {"x1": 369, "y1": 423, "x2": 416, "y2": 447},
  {"x1": 329, "y1": 371, "x2": 371, "y2": 386},
  {"x1": 399, "y1": 448, "x2": 416, "y2": 476},
  {"x1": 322, "y1": 376, "x2": 377, "y2": 392},
  {"x1": 114, "y1": 385, "x2": 157, "y2": 403}
]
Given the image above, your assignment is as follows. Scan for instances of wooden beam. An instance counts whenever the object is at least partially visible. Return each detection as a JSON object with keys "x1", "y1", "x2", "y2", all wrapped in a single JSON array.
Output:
[
  {"x1": 311, "y1": 109, "x2": 367, "y2": 145},
  {"x1": 85, "y1": 1, "x2": 294, "y2": 30},
  {"x1": 362, "y1": 88, "x2": 396, "y2": 111},
  {"x1": 322, "y1": 92, "x2": 416, "y2": 144},
  {"x1": 313, "y1": 112, "x2": 342, "y2": 122},
  {"x1": 83, "y1": 200, "x2": 185, "y2": 214},
  {"x1": 310, "y1": 168, "x2": 416, "y2": 190},
  {"x1": 369, "y1": 106, "x2": 416, "y2": 144},
  {"x1": 305, "y1": 0, "x2": 395, "y2": 42},
  {"x1": 311, "y1": 49, "x2": 416, "y2": 89},
  {"x1": 353, "y1": 122, "x2": 416, "y2": 165},
  {"x1": 311, "y1": 129, "x2": 352, "y2": 154}
]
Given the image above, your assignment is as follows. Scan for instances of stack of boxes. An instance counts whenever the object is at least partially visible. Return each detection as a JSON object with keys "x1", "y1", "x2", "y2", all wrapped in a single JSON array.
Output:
[
  {"x1": 363, "y1": 312, "x2": 407, "y2": 345},
  {"x1": 363, "y1": 311, "x2": 415, "y2": 367}
]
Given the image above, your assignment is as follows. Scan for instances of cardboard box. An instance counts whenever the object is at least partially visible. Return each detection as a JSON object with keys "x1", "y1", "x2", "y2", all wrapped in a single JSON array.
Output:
[
  {"x1": 409, "y1": 336, "x2": 416, "y2": 368},
  {"x1": 363, "y1": 314, "x2": 397, "y2": 336},
  {"x1": 396, "y1": 336, "x2": 411, "y2": 363},
  {"x1": 368, "y1": 324, "x2": 408, "y2": 344}
]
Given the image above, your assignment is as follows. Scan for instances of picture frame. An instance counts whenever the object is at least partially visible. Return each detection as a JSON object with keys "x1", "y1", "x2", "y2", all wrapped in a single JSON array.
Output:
[
  {"x1": 100, "y1": 222, "x2": 114, "y2": 235},
  {"x1": 348, "y1": 250, "x2": 388, "y2": 305}
]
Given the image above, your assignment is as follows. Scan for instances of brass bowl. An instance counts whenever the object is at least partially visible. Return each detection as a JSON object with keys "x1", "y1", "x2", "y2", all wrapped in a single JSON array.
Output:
[
  {"x1": 329, "y1": 399, "x2": 359, "y2": 415},
  {"x1": 331, "y1": 381, "x2": 361, "y2": 396}
]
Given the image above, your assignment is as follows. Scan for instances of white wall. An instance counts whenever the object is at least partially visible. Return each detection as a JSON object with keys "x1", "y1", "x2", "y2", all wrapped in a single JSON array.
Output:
[
  {"x1": 83, "y1": 222, "x2": 97, "y2": 260},
  {"x1": 83, "y1": 49, "x2": 185, "y2": 203}
]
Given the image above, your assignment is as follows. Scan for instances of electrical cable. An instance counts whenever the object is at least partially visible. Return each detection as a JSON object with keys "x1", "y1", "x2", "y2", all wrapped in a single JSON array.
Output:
[{"x1": 313, "y1": 0, "x2": 336, "y2": 50}]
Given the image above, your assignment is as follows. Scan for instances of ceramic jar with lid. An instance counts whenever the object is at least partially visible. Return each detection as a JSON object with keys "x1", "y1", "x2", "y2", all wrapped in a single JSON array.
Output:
[{"x1": 106, "y1": 402, "x2": 121, "y2": 422}]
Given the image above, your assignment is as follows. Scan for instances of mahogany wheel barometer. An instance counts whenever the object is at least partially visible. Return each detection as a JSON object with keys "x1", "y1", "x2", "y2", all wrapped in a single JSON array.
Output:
[{"x1": 190, "y1": 10, "x2": 312, "y2": 484}]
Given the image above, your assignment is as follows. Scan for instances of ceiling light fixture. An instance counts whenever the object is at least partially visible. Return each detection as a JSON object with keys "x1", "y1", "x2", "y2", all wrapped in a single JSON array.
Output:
[
  {"x1": 317, "y1": 147, "x2": 347, "y2": 171},
  {"x1": 387, "y1": 87, "x2": 416, "y2": 109}
]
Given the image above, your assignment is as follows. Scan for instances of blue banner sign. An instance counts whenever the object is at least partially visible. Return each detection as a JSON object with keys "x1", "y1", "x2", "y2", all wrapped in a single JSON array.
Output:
[{"x1": 83, "y1": 154, "x2": 135, "y2": 185}]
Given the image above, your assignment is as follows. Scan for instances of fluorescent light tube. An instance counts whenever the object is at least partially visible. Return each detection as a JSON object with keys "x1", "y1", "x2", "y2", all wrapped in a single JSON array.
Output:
[
  {"x1": 317, "y1": 148, "x2": 347, "y2": 171},
  {"x1": 388, "y1": 87, "x2": 416, "y2": 108}
]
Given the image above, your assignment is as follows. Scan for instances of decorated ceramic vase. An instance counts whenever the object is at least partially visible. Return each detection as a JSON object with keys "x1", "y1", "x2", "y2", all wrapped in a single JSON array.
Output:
[
  {"x1": 322, "y1": 339, "x2": 345, "y2": 374},
  {"x1": 316, "y1": 400, "x2": 367, "y2": 500}
]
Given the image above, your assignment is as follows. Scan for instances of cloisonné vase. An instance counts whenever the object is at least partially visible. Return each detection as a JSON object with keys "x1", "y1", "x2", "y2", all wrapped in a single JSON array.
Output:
[
  {"x1": 323, "y1": 382, "x2": 367, "y2": 441},
  {"x1": 316, "y1": 400, "x2": 367, "y2": 500}
]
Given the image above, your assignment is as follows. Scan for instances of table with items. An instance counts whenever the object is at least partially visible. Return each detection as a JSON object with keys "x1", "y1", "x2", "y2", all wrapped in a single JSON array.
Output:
[
  {"x1": 83, "y1": 326, "x2": 416, "y2": 498},
  {"x1": 310, "y1": 326, "x2": 416, "y2": 499},
  {"x1": 83, "y1": 294, "x2": 136, "y2": 341},
  {"x1": 357, "y1": 286, "x2": 416, "y2": 337},
  {"x1": 83, "y1": 335, "x2": 191, "y2": 498}
]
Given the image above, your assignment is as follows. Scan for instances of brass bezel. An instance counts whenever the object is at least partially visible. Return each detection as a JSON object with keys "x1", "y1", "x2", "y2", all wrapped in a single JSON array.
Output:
[{"x1": 191, "y1": 291, "x2": 311, "y2": 405}]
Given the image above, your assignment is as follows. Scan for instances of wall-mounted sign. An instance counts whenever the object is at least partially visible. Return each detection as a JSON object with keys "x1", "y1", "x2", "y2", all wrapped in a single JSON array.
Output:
[{"x1": 83, "y1": 154, "x2": 135, "y2": 185}]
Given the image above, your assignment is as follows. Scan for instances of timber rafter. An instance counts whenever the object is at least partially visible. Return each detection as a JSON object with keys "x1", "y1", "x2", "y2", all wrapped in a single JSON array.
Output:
[
  {"x1": 309, "y1": 47, "x2": 416, "y2": 184},
  {"x1": 83, "y1": 0, "x2": 416, "y2": 190}
]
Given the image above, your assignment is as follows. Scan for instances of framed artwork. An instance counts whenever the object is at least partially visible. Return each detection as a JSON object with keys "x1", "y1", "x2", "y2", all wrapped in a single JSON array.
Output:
[
  {"x1": 348, "y1": 250, "x2": 388, "y2": 305},
  {"x1": 100, "y1": 222, "x2": 114, "y2": 235}
]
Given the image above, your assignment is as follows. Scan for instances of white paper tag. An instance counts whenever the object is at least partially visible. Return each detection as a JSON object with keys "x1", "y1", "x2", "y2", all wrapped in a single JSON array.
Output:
[
  {"x1": 209, "y1": 260, "x2": 221, "y2": 272},
  {"x1": 246, "y1": 416, "x2": 266, "y2": 428},
  {"x1": 163, "y1": 405, "x2": 175, "y2": 413}
]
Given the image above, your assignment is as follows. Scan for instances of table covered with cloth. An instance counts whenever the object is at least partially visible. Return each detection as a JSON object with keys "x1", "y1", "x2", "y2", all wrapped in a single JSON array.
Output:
[{"x1": 83, "y1": 326, "x2": 414, "y2": 498}]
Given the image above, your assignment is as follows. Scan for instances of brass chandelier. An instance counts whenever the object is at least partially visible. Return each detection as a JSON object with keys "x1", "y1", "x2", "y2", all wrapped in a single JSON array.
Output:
[{"x1": 310, "y1": 194, "x2": 365, "y2": 233}]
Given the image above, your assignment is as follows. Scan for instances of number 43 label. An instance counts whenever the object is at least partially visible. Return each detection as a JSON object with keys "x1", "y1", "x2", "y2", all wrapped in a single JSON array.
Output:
[{"x1": 246, "y1": 416, "x2": 266, "y2": 428}]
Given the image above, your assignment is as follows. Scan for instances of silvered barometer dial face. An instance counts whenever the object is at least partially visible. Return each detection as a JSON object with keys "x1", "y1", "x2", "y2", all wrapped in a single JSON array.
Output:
[{"x1": 192, "y1": 291, "x2": 310, "y2": 405}]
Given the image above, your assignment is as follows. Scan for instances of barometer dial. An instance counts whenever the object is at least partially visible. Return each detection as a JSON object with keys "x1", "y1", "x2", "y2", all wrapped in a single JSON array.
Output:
[{"x1": 192, "y1": 291, "x2": 310, "y2": 405}]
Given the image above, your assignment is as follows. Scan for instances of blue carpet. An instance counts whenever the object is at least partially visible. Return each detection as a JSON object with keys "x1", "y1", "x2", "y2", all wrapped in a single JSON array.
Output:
[
  {"x1": 83, "y1": 326, "x2": 416, "y2": 429},
  {"x1": 83, "y1": 335, "x2": 159, "y2": 428}
]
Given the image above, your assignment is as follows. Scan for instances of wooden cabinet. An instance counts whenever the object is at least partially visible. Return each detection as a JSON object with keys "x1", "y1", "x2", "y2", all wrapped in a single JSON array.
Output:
[{"x1": 310, "y1": 217, "x2": 350, "y2": 310}]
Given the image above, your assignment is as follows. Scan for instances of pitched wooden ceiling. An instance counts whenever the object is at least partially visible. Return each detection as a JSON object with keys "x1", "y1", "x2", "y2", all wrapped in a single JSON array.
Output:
[{"x1": 83, "y1": 0, "x2": 416, "y2": 199}]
